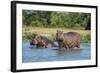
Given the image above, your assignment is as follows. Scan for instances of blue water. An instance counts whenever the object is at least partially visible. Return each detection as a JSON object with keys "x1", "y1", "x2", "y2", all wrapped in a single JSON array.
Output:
[{"x1": 22, "y1": 41, "x2": 91, "y2": 63}]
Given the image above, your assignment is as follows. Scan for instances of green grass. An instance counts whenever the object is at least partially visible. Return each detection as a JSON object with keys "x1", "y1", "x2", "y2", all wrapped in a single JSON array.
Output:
[{"x1": 22, "y1": 26, "x2": 91, "y2": 43}]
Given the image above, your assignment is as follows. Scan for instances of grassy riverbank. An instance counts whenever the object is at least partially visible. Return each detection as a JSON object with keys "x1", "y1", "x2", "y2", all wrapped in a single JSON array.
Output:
[{"x1": 22, "y1": 26, "x2": 91, "y2": 43}]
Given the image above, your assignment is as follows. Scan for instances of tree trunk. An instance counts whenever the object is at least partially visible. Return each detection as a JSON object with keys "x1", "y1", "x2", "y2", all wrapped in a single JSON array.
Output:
[{"x1": 85, "y1": 16, "x2": 91, "y2": 30}]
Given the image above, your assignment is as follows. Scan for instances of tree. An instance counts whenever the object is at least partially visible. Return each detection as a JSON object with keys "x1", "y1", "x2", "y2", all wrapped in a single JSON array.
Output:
[{"x1": 22, "y1": 10, "x2": 91, "y2": 29}]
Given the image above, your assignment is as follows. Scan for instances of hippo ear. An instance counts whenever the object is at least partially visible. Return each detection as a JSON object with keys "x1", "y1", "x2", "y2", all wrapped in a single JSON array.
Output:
[
  {"x1": 32, "y1": 34, "x2": 37, "y2": 38},
  {"x1": 57, "y1": 30, "x2": 63, "y2": 33},
  {"x1": 35, "y1": 34, "x2": 37, "y2": 36},
  {"x1": 57, "y1": 30, "x2": 59, "y2": 33},
  {"x1": 61, "y1": 31, "x2": 63, "y2": 33}
]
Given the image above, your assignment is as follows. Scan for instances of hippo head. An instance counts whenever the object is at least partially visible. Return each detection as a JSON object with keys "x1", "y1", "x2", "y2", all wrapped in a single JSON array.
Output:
[
  {"x1": 30, "y1": 39, "x2": 38, "y2": 45},
  {"x1": 56, "y1": 30, "x2": 64, "y2": 41},
  {"x1": 30, "y1": 34, "x2": 39, "y2": 45}
]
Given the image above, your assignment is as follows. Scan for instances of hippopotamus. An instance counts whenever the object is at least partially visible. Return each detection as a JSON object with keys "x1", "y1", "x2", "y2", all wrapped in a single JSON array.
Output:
[
  {"x1": 30, "y1": 34, "x2": 57, "y2": 48},
  {"x1": 56, "y1": 30, "x2": 81, "y2": 49}
]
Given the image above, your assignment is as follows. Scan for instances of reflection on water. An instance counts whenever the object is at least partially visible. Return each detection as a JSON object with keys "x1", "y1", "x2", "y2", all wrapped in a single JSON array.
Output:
[
  {"x1": 22, "y1": 41, "x2": 91, "y2": 63},
  {"x1": 57, "y1": 49, "x2": 81, "y2": 55}
]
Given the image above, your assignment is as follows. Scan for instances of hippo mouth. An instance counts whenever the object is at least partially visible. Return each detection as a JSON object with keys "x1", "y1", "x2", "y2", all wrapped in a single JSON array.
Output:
[{"x1": 30, "y1": 42, "x2": 36, "y2": 45}]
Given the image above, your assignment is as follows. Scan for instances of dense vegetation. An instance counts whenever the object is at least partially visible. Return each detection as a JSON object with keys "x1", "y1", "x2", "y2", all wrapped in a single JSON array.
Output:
[
  {"x1": 22, "y1": 10, "x2": 91, "y2": 43},
  {"x1": 23, "y1": 10, "x2": 91, "y2": 29}
]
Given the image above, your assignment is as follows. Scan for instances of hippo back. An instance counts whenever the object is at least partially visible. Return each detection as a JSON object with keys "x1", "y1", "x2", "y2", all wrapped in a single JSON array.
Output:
[
  {"x1": 40, "y1": 36, "x2": 57, "y2": 47},
  {"x1": 56, "y1": 31, "x2": 81, "y2": 49},
  {"x1": 63, "y1": 32, "x2": 81, "y2": 48}
]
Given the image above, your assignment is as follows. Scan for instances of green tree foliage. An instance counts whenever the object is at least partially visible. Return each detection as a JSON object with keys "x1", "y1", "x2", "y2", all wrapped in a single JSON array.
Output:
[{"x1": 22, "y1": 10, "x2": 91, "y2": 29}]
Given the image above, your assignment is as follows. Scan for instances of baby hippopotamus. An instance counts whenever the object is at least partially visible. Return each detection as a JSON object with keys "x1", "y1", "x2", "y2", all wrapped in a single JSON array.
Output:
[
  {"x1": 56, "y1": 30, "x2": 81, "y2": 49},
  {"x1": 30, "y1": 34, "x2": 57, "y2": 48}
]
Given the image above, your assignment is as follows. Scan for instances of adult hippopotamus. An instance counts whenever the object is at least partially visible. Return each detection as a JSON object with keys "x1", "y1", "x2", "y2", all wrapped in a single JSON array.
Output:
[
  {"x1": 30, "y1": 34, "x2": 57, "y2": 48},
  {"x1": 56, "y1": 30, "x2": 81, "y2": 49}
]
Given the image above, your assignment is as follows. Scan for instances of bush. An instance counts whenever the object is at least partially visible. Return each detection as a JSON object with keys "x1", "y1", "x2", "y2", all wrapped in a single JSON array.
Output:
[{"x1": 82, "y1": 33, "x2": 91, "y2": 43}]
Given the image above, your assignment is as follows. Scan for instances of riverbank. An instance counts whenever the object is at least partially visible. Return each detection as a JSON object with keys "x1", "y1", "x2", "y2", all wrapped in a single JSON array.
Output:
[{"x1": 22, "y1": 26, "x2": 91, "y2": 43}]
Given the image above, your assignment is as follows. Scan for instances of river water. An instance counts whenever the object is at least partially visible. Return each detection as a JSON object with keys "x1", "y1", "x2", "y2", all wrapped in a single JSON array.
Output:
[{"x1": 22, "y1": 41, "x2": 91, "y2": 63}]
